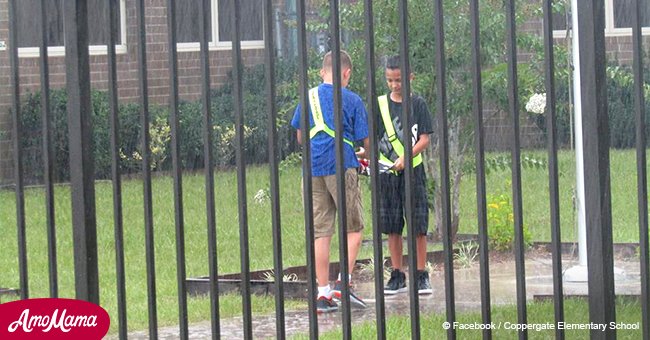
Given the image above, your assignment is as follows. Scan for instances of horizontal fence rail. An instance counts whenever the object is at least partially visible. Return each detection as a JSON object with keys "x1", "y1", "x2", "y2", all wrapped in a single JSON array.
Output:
[{"x1": 3, "y1": 0, "x2": 645, "y2": 339}]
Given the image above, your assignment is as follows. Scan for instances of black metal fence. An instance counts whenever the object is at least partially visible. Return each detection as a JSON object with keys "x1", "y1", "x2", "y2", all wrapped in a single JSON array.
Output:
[{"x1": 4, "y1": 0, "x2": 650, "y2": 339}]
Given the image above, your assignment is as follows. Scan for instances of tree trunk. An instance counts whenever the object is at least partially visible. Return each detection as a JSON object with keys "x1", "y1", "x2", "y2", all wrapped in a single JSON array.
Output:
[{"x1": 427, "y1": 117, "x2": 465, "y2": 243}]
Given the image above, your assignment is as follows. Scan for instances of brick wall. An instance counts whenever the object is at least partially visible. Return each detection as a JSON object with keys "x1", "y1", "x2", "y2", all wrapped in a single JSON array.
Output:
[
  {"x1": 1, "y1": 1, "x2": 649, "y2": 184},
  {"x1": 0, "y1": 0, "x2": 269, "y2": 185},
  {"x1": 0, "y1": 0, "x2": 10, "y2": 183},
  {"x1": 482, "y1": 16, "x2": 650, "y2": 151}
]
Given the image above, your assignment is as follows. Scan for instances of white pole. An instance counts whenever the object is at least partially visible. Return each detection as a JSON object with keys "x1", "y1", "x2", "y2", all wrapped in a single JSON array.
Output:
[
  {"x1": 563, "y1": 0, "x2": 589, "y2": 282},
  {"x1": 563, "y1": 0, "x2": 624, "y2": 282}
]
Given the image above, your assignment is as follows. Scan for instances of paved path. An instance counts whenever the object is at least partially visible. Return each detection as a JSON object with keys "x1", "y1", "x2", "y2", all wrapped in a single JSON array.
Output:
[{"x1": 109, "y1": 253, "x2": 642, "y2": 339}]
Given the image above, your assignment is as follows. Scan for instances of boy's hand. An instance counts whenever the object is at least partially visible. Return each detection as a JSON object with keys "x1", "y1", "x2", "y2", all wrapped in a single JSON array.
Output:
[
  {"x1": 355, "y1": 147, "x2": 366, "y2": 158},
  {"x1": 393, "y1": 156, "x2": 405, "y2": 172},
  {"x1": 357, "y1": 158, "x2": 370, "y2": 176}
]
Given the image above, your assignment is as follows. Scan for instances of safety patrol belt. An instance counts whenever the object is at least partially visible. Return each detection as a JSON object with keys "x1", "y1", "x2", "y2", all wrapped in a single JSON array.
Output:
[
  {"x1": 377, "y1": 94, "x2": 422, "y2": 168},
  {"x1": 308, "y1": 87, "x2": 353, "y2": 147}
]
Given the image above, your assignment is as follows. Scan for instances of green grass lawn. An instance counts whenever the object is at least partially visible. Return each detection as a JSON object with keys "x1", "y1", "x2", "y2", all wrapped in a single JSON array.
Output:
[
  {"x1": 456, "y1": 149, "x2": 649, "y2": 242},
  {"x1": 296, "y1": 298, "x2": 643, "y2": 339},
  {"x1": 0, "y1": 149, "x2": 647, "y2": 333}
]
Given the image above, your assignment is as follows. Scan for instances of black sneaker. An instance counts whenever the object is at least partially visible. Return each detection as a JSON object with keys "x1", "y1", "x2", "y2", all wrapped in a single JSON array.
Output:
[
  {"x1": 417, "y1": 270, "x2": 433, "y2": 295},
  {"x1": 384, "y1": 269, "x2": 407, "y2": 295},
  {"x1": 332, "y1": 281, "x2": 367, "y2": 309},
  {"x1": 316, "y1": 296, "x2": 338, "y2": 313}
]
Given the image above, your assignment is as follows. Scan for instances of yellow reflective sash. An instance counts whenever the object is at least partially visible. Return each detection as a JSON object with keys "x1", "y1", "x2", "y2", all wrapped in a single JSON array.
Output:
[
  {"x1": 308, "y1": 87, "x2": 353, "y2": 147},
  {"x1": 377, "y1": 94, "x2": 422, "y2": 168}
]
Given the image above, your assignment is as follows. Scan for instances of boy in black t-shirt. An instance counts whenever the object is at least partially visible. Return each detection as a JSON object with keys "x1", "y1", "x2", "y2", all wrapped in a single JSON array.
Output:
[{"x1": 377, "y1": 56, "x2": 434, "y2": 295}]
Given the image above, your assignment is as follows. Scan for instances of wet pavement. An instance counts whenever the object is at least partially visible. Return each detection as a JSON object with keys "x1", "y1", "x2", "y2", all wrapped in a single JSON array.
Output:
[{"x1": 110, "y1": 251, "x2": 642, "y2": 339}]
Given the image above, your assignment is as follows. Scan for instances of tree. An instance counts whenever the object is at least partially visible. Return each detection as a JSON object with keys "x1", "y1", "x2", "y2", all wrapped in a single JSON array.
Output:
[{"x1": 312, "y1": 0, "x2": 543, "y2": 240}]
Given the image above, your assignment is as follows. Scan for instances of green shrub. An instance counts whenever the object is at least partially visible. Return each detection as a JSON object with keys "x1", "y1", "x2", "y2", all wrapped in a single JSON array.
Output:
[
  {"x1": 487, "y1": 192, "x2": 532, "y2": 252},
  {"x1": 525, "y1": 52, "x2": 650, "y2": 149},
  {"x1": 19, "y1": 89, "x2": 124, "y2": 183},
  {"x1": 18, "y1": 61, "x2": 301, "y2": 183}
]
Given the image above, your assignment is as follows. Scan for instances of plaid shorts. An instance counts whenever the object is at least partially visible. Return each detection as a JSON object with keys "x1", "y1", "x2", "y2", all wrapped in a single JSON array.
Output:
[{"x1": 378, "y1": 165, "x2": 429, "y2": 235}]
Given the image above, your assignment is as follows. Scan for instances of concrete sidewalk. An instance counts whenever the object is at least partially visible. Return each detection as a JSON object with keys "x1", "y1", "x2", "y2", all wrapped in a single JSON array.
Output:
[{"x1": 111, "y1": 251, "x2": 642, "y2": 339}]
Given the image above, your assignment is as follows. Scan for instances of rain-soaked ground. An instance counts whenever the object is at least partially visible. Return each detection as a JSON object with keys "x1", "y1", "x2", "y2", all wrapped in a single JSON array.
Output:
[{"x1": 112, "y1": 246, "x2": 643, "y2": 339}]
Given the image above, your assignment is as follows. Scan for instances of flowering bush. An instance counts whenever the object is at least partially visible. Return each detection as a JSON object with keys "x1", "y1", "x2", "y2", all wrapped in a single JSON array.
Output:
[
  {"x1": 487, "y1": 192, "x2": 532, "y2": 252},
  {"x1": 120, "y1": 116, "x2": 171, "y2": 171},
  {"x1": 525, "y1": 92, "x2": 546, "y2": 115},
  {"x1": 213, "y1": 124, "x2": 255, "y2": 167},
  {"x1": 254, "y1": 188, "x2": 270, "y2": 205}
]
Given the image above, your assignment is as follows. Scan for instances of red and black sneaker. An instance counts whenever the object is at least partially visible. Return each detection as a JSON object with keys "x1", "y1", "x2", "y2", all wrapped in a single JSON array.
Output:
[
  {"x1": 332, "y1": 281, "x2": 367, "y2": 309},
  {"x1": 316, "y1": 296, "x2": 338, "y2": 313}
]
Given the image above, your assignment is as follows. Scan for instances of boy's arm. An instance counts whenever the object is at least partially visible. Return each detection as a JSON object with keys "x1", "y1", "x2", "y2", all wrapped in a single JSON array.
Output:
[
  {"x1": 355, "y1": 138, "x2": 371, "y2": 159},
  {"x1": 392, "y1": 133, "x2": 430, "y2": 172},
  {"x1": 296, "y1": 129, "x2": 302, "y2": 145}
]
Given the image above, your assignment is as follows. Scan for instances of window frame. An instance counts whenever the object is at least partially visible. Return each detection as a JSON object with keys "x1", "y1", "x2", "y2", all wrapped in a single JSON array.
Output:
[
  {"x1": 176, "y1": 0, "x2": 265, "y2": 52},
  {"x1": 553, "y1": 0, "x2": 650, "y2": 38},
  {"x1": 15, "y1": 0, "x2": 128, "y2": 58}
]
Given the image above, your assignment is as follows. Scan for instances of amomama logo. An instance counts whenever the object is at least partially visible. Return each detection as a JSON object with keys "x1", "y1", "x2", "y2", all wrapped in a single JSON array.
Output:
[{"x1": 0, "y1": 298, "x2": 110, "y2": 339}]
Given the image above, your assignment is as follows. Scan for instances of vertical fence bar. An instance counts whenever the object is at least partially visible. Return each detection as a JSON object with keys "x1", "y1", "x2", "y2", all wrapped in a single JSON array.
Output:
[
  {"x1": 199, "y1": 0, "x2": 221, "y2": 338},
  {"x1": 542, "y1": 1, "x2": 564, "y2": 339},
  {"x1": 165, "y1": 1, "x2": 189, "y2": 338},
  {"x1": 469, "y1": 1, "x2": 491, "y2": 338},
  {"x1": 363, "y1": 1, "x2": 387, "y2": 338},
  {"x1": 576, "y1": 1, "x2": 616, "y2": 339},
  {"x1": 504, "y1": 1, "x2": 527, "y2": 338},
  {"x1": 264, "y1": 0, "x2": 286, "y2": 338},
  {"x1": 632, "y1": 0, "x2": 649, "y2": 338},
  {"x1": 397, "y1": 1, "x2": 420, "y2": 339},
  {"x1": 230, "y1": 0, "x2": 253, "y2": 338},
  {"x1": 296, "y1": 0, "x2": 319, "y2": 337},
  {"x1": 8, "y1": 0, "x2": 28, "y2": 301},
  {"x1": 136, "y1": 0, "x2": 158, "y2": 339},
  {"x1": 433, "y1": 1, "x2": 456, "y2": 339},
  {"x1": 38, "y1": 0, "x2": 57, "y2": 299},
  {"x1": 329, "y1": 0, "x2": 353, "y2": 336},
  {"x1": 107, "y1": 0, "x2": 128, "y2": 337},
  {"x1": 64, "y1": 0, "x2": 99, "y2": 303},
  {"x1": 136, "y1": 0, "x2": 158, "y2": 336}
]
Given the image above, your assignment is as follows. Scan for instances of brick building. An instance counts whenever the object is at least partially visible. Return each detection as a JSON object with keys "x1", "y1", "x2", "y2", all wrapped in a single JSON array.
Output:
[
  {"x1": 0, "y1": 0, "x2": 648, "y2": 184},
  {"x1": 0, "y1": 0, "x2": 302, "y2": 184}
]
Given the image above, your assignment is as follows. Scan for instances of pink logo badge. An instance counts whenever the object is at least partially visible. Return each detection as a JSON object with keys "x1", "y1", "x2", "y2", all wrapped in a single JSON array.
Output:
[{"x1": 0, "y1": 298, "x2": 110, "y2": 339}]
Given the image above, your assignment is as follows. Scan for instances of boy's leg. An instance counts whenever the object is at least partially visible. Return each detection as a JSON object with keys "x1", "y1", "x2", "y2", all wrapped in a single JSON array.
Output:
[
  {"x1": 378, "y1": 171, "x2": 404, "y2": 271},
  {"x1": 416, "y1": 232, "x2": 432, "y2": 294},
  {"x1": 314, "y1": 236, "x2": 332, "y2": 287},
  {"x1": 329, "y1": 170, "x2": 367, "y2": 308},
  {"x1": 309, "y1": 175, "x2": 339, "y2": 312},
  {"x1": 388, "y1": 233, "x2": 404, "y2": 270},
  {"x1": 328, "y1": 169, "x2": 365, "y2": 277},
  {"x1": 385, "y1": 233, "x2": 407, "y2": 295},
  {"x1": 380, "y1": 171, "x2": 408, "y2": 294},
  {"x1": 346, "y1": 231, "x2": 363, "y2": 272},
  {"x1": 333, "y1": 230, "x2": 366, "y2": 308},
  {"x1": 413, "y1": 165, "x2": 433, "y2": 294},
  {"x1": 416, "y1": 234, "x2": 427, "y2": 271}
]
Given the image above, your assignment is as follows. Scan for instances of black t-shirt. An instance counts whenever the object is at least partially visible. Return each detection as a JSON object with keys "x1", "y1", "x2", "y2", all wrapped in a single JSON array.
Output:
[{"x1": 376, "y1": 94, "x2": 434, "y2": 162}]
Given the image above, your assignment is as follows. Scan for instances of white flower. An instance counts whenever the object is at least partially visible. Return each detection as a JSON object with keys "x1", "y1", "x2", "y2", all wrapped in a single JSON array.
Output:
[
  {"x1": 254, "y1": 188, "x2": 270, "y2": 205},
  {"x1": 525, "y1": 93, "x2": 546, "y2": 115}
]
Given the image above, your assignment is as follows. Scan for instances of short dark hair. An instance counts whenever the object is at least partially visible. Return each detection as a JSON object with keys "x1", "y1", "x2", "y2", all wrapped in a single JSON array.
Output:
[
  {"x1": 322, "y1": 50, "x2": 353, "y2": 71},
  {"x1": 385, "y1": 55, "x2": 401, "y2": 70}
]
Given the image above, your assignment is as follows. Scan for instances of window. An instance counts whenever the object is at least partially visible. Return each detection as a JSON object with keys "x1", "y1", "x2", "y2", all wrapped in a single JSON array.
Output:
[
  {"x1": 613, "y1": 0, "x2": 650, "y2": 29},
  {"x1": 175, "y1": 0, "x2": 264, "y2": 50},
  {"x1": 553, "y1": 0, "x2": 650, "y2": 36},
  {"x1": 176, "y1": 1, "x2": 212, "y2": 43},
  {"x1": 15, "y1": 0, "x2": 126, "y2": 57}
]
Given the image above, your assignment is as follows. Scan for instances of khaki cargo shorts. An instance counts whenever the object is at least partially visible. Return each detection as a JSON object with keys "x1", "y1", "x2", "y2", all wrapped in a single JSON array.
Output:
[{"x1": 303, "y1": 168, "x2": 364, "y2": 238}]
